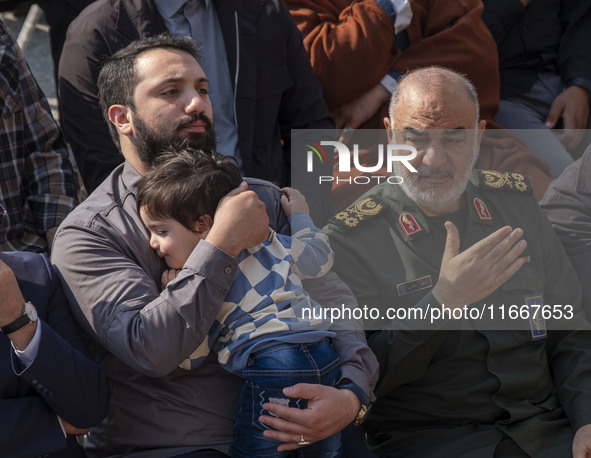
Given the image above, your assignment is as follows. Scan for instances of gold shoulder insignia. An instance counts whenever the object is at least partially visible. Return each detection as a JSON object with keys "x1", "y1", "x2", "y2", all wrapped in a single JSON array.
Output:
[
  {"x1": 329, "y1": 196, "x2": 385, "y2": 230},
  {"x1": 476, "y1": 170, "x2": 533, "y2": 194}
]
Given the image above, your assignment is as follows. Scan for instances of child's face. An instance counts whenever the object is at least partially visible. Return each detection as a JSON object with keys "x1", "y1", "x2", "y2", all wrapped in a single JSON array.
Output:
[{"x1": 140, "y1": 208, "x2": 202, "y2": 269}]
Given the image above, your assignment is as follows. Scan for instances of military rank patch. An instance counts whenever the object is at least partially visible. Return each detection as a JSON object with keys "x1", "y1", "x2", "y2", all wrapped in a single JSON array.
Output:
[
  {"x1": 473, "y1": 197, "x2": 491, "y2": 221},
  {"x1": 399, "y1": 212, "x2": 422, "y2": 237},
  {"x1": 524, "y1": 292, "x2": 547, "y2": 341},
  {"x1": 330, "y1": 196, "x2": 384, "y2": 229},
  {"x1": 476, "y1": 170, "x2": 532, "y2": 194}
]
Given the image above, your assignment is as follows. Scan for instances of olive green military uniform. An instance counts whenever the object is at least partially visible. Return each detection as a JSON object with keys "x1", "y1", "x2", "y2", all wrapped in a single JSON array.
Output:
[{"x1": 325, "y1": 170, "x2": 591, "y2": 458}]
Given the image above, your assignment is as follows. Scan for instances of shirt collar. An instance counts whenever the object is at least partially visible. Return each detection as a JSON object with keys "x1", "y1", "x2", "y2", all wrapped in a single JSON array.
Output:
[{"x1": 153, "y1": 0, "x2": 210, "y2": 18}]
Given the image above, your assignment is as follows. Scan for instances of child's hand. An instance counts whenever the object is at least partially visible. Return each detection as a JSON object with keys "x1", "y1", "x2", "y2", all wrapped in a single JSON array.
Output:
[
  {"x1": 280, "y1": 187, "x2": 309, "y2": 217},
  {"x1": 161, "y1": 269, "x2": 181, "y2": 289}
]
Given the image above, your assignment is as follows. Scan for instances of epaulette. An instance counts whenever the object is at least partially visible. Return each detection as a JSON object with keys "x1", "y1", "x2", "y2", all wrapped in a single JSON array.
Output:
[
  {"x1": 476, "y1": 170, "x2": 533, "y2": 195},
  {"x1": 329, "y1": 195, "x2": 385, "y2": 230}
]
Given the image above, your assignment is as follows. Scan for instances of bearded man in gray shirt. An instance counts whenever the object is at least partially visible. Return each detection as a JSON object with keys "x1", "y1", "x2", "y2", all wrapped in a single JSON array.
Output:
[{"x1": 51, "y1": 34, "x2": 377, "y2": 458}]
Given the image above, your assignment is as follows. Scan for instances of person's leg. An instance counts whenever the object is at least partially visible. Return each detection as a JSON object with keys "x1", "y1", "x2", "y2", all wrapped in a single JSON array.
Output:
[
  {"x1": 494, "y1": 73, "x2": 574, "y2": 178},
  {"x1": 297, "y1": 339, "x2": 342, "y2": 458},
  {"x1": 232, "y1": 339, "x2": 341, "y2": 458},
  {"x1": 36, "y1": 0, "x2": 94, "y2": 95}
]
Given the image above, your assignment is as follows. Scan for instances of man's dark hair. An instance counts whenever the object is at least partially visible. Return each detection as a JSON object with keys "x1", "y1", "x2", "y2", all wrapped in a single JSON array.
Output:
[
  {"x1": 136, "y1": 148, "x2": 242, "y2": 231},
  {"x1": 97, "y1": 34, "x2": 199, "y2": 149}
]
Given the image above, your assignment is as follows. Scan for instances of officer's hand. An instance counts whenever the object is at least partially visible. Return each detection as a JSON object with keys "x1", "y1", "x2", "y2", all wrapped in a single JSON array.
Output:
[
  {"x1": 432, "y1": 223, "x2": 527, "y2": 309},
  {"x1": 206, "y1": 181, "x2": 269, "y2": 256},
  {"x1": 573, "y1": 423, "x2": 591, "y2": 458}
]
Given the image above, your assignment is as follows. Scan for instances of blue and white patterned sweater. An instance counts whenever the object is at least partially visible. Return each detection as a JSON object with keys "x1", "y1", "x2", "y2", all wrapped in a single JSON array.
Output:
[{"x1": 180, "y1": 212, "x2": 335, "y2": 375}]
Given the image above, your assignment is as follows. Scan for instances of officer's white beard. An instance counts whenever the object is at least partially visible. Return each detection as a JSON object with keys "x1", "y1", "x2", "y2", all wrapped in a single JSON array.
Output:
[{"x1": 395, "y1": 143, "x2": 479, "y2": 215}]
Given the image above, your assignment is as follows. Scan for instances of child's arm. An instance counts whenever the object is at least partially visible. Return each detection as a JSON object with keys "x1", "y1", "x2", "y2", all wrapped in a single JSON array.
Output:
[
  {"x1": 280, "y1": 188, "x2": 334, "y2": 279},
  {"x1": 280, "y1": 187, "x2": 309, "y2": 216}
]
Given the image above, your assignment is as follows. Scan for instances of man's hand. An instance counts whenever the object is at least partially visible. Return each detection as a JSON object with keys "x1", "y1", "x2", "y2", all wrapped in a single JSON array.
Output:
[
  {"x1": 206, "y1": 181, "x2": 269, "y2": 256},
  {"x1": 280, "y1": 187, "x2": 309, "y2": 217},
  {"x1": 432, "y1": 223, "x2": 527, "y2": 309},
  {"x1": 59, "y1": 417, "x2": 90, "y2": 436},
  {"x1": 545, "y1": 86, "x2": 590, "y2": 150},
  {"x1": 259, "y1": 384, "x2": 359, "y2": 451},
  {"x1": 0, "y1": 259, "x2": 25, "y2": 327},
  {"x1": 573, "y1": 424, "x2": 591, "y2": 458},
  {"x1": 0, "y1": 259, "x2": 37, "y2": 349},
  {"x1": 331, "y1": 84, "x2": 391, "y2": 130}
]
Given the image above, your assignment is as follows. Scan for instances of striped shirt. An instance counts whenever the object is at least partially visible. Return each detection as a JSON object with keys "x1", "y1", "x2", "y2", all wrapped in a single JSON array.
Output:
[{"x1": 180, "y1": 212, "x2": 334, "y2": 375}]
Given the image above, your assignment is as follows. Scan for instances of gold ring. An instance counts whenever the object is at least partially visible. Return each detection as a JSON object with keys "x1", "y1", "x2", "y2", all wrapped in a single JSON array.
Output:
[{"x1": 297, "y1": 434, "x2": 310, "y2": 446}]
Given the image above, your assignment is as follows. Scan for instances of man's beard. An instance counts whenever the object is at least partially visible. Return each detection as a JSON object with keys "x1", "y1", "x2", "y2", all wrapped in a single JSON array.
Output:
[
  {"x1": 394, "y1": 144, "x2": 479, "y2": 214},
  {"x1": 131, "y1": 112, "x2": 217, "y2": 165}
]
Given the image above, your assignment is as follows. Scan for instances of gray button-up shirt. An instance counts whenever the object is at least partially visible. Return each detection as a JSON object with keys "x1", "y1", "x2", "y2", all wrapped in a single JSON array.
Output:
[{"x1": 52, "y1": 161, "x2": 377, "y2": 457}]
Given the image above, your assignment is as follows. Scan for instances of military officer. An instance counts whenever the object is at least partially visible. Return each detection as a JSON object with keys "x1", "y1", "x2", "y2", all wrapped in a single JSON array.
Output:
[{"x1": 324, "y1": 67, "x2": 591, "y2": 458}]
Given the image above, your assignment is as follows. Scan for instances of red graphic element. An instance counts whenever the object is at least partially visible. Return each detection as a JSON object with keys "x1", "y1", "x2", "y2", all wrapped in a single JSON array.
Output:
[
  {"x1": 399, "y1": 213, "x2": 422, "y2": 237},
  {"x1": 473, "y1": 198, "x2": 491, "y2": 221}
]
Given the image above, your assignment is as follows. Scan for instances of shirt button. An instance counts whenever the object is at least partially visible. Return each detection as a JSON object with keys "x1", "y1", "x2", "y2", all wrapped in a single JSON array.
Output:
[
  {"x1": 224, "y1": 266, "x2": 232, "y2": 275},
  {"x1": 216, "y1": 137, "x2": 221, "y2": 143}
]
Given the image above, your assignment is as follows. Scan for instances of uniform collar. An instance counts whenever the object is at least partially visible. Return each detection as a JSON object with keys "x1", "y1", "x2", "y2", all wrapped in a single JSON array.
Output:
[
  {"x1": 379, "y1": 182, "x2": 432, "y2": 241},
  {"x1": 380, "y1": 171, "x2": 495, "y2": 241}
]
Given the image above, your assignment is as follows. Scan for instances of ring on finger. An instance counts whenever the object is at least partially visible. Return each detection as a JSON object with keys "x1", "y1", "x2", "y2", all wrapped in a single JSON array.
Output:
[{"x1": 297, "y1": 434, "x2": 310, "y2": 446}]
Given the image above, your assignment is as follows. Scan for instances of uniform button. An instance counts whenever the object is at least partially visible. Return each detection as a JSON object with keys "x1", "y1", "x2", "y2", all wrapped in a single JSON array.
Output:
[
  {"x1": 224, "y1": 266, "x2": 232, "y2": 275},
  {"x1": 216, "y1": 137, "x2": 221, "y2": 143},
  {"x1": 32, "y1": 378, "x2": 38, "y2": 384}
]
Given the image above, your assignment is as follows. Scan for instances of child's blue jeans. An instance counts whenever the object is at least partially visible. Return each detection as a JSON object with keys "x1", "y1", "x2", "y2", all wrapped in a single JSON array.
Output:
[{"x1": 231, "y1": 338, "x2": 342, "y2": 457}]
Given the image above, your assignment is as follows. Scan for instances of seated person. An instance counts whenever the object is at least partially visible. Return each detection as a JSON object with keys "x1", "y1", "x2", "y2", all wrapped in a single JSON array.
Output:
[
  {"x1": 0, "y1": 19, "x2": 78, "y2": 253},
  {"x1": 325, "y1": 66, "x2": 591, "y2": 457},
  {"x1": 137, "y1": 148, "x2": 343, "y2": 458},
  {"x1": 52, "y1": 33, "x2": 377, "y2": 456},
  {"x1": 1, "y1": 200, "x2": 109, "y2": 457},
  {"x1": 58, "y1": 0, "x2": 334, "y2": 224},
  {"x1": 482, "y1": 0, "x2": 591, "y2": 177},
  {"x1": 540, "y1": 144, "x2": 591, "y2": 315}
]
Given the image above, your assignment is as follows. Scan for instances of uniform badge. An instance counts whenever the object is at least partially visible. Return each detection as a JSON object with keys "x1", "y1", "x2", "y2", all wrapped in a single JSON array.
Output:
[
  {"x1": 399, "y1": 212, "x2": 422, "y2": 237},
  {"x1": 330, "y1": 196, "x2": 384, "y2": 229},
  {"x1": 477, "y1": 170, "x2": 531, "y2": 194},
  {"x1": 524, "y1": 292, "x2": 547, "y2": 341},
  {"x1": 473, "y1": 197, "x2": 491, "y2": 221},
  {"x1": 397, "y1": 275, "x2": 432, "y2": 296}
]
